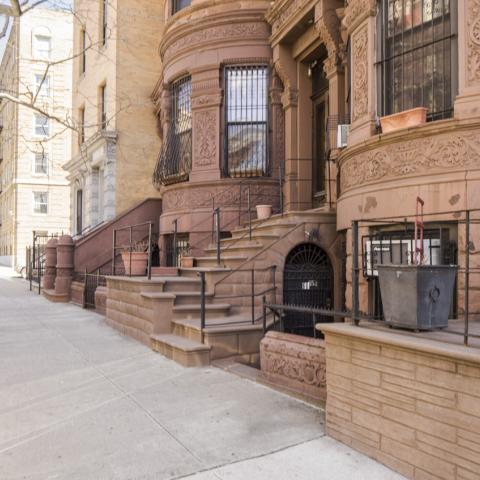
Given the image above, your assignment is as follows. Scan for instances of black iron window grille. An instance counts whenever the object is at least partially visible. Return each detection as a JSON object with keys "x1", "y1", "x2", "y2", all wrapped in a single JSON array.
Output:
[
  {"x1": 172, "y1": 0, "x2": 191, "y2": 15},
  {"x1": 153, "y1": 76, "x2": 192, "y2": 187},
  {"x1": 377, "y1": 0, "x2": 457, "y2": 121},
  {"x1": 224, "y1": 65, "x2": 269, "y2": 178}
]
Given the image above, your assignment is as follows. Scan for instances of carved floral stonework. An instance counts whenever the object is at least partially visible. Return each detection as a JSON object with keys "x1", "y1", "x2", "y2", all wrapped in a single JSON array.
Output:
[
  {"x1": 260, "y1": 332, "x2": 326, "y2": 399},
  {"x1": 268, "y1": 0, "x2": 312, "y2": 36},
  {"x1": 343, "y1": 0, "x2": 376, "y2": 32},
  {"x1": 163, "y1": 22, "x2": 270, "y2": 62},
  {"x1": 468, "y1": 0, "x2": 480, "y2": 84},
  {"x1": 340, "y1": 131, "x2": 480, "y2": 192},
  {"x1": 194, "y1": 111, "x2": 217, "y2": 167},
  {"x1": 162, "y1": 182, "x2": 280, "y2": 212},
  {"x1": 351, "y1": 26, "x2": 368, "y2": 122}
]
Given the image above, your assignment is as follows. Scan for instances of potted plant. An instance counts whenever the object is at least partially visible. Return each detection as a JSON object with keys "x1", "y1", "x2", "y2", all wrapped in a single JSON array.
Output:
[
  {"x1": 377, "y1": 263, "x2": 457, "y2": 331},
  {"x1": 121, "y1": 241, "x2": 149, "y2": 276},
  {"x1": 180, "y1": 247, "x2": 195, "y2": 268},
  {"x1": 380, "y1": 107, "x2": 427, "y2": 134},
  {"x1": 256, "y1": 204, "x2": 272, "y2": 220}
]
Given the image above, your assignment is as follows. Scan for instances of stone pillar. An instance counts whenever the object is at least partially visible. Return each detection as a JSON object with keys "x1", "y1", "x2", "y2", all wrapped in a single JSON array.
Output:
[
  {"x1": 189, "y1": 68, "x2": 222, "y2": 182},
  {"x1": 343, "y1": 0, "x2": 377, "y2": 146},
  {"x1": 454, "y1": 0, "x2": 480, "y2": 120},
  {"x1": 55, "y1": 235, "x2": 74, "y2": 300},
  {"x1": 43, "y1": 238, "x2": 58, "y2": 290},
  {"x1": 269, "y1": 73, "x2": 285, "y2": 180}
]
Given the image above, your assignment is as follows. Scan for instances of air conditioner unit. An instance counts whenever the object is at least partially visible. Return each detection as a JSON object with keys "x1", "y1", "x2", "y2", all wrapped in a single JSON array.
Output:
[
  {"x1": 364, "y1": 238, "x2": 441, "y2": 276},
  {"x1": 337, "y1": 124, "x2": 350, "y2": 148}
]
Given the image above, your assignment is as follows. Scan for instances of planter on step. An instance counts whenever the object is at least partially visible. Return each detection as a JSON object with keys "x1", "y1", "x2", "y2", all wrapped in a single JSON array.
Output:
[
  {"x1": 377, "y1": 264, "x2": 457, "y2": 331},
  {"x1": 256, "y1": 204, "x2": 272, "y2": 220},
  {"x1": 181, "y1": 256, "x2": 195, "y2": 268},
  {"x1": 121, "y1": 251, "x2": 148, "y2": 276},
  {"x1": 380, "y1": 107, "x2": 427, "y2": 134}
]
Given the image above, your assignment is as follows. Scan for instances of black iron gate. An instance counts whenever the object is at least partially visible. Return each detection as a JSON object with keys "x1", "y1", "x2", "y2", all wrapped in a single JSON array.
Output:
[{"x1": 283, "y1": 243, "x2": 334, "y2": 336}]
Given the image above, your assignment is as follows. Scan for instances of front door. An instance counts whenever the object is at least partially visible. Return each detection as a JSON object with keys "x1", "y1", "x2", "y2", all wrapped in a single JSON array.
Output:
[{"x1": 283, "y1": 243, "x2": 334, "y2": 337}]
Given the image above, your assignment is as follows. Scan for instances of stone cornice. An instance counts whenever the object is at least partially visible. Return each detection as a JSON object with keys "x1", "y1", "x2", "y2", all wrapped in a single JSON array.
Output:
[{"x1": 160, "y1": 8, "x2": 270, "y2": 66}]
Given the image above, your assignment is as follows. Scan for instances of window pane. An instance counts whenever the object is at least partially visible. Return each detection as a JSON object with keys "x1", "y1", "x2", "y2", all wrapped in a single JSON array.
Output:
[
  {"x1": 379, "y1": 0, "x2": 453, "y2": 120},
  {"x1": 35, "y1": 114, "x2": 50, "y2": 136},
  {"x1": 34, "y1": 153, "x2": 48, "y2": 174},
  {"x1": 35, "y1": 74, "x2": 50, "y2": 97},
  {"x1": 35, "y1": 35, "x2": 51, "y2": 59},
  {"x1": 225, "y1": 65, "x2": 269, "y2": 177},
  {"x1": 34, "y1": 192, "x2": 48, "y2": 214}
]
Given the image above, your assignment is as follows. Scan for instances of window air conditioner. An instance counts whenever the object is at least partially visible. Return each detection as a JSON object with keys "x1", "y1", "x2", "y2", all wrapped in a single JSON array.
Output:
[{"x1": 337, "y1": 124, "x2": 350, "y2": 148}]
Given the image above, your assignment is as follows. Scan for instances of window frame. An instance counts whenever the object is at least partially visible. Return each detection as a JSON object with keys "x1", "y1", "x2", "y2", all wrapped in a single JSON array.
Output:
[
  {"x1": 81, "y1": 29, "x2": 87, "y2": 74},
  {"x1": 34, "y1": 73, "x2": 50, "y2": 99},
  {"x1": 376, "y1": 0, "x2": 458, "y2": 121},
  {"x1": 101, "y1": 0, "x2": 108, "y2": 46},
  {"x1": 99, "y1": 84, "x2": 107, "y2": 130},
  {"x1": 172, "y1": 0, "x2": 191, "y2": 15},
  {"x1": 223, "y1": 64, "x2": 270, "y2": 178},
  {"x1": 33, "y1": 151, "x2": 49, "y2": 176},
  {"x1": 33, "y1": 191, "x2": 48, "y2": 215},
  {"x1": 34, "y1": 113, "x2": 50, "y2": 137},
  {"x1": 34, "y1": 34, "x2": 51, "y2": 60}
]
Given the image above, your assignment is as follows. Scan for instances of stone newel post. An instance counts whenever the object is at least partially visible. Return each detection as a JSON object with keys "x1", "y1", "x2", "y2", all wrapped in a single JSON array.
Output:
[
  {"x1": 55, "y1": 235, "x2": 74, "y2": 299},
  {"x1": 43, "y1": 238, "x2": 58, "y2": 290}
]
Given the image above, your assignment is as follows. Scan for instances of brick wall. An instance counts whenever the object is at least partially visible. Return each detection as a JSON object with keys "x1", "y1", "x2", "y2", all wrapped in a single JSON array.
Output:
[{"x1": 321, "y1": 324, "x2": 480, "y2": 480}]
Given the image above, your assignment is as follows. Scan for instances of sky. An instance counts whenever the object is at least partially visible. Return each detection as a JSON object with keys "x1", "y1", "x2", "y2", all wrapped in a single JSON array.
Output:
[{"x1": 0, "y1": 0, "x2": 72, "y2": 62}]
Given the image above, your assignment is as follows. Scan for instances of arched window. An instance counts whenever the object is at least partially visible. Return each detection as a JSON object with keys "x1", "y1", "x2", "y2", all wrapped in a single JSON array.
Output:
[
  {"x1": 172, "y1": 0, "x2": 191, "y2": 15},
  {"x1": 33, "y1": 26, "x2": 51, "y2": 60},
  {"x1": 377, "y1": 0, "x2": 457, "y2": 121}
]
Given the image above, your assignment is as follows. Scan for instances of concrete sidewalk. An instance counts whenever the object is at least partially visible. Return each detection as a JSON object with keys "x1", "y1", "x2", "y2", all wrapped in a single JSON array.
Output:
[{"x1": 0, "y1": 267, "x2": 405, "y2": 480}]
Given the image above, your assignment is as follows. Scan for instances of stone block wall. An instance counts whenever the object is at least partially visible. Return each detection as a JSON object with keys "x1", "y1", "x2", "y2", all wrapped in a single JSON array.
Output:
[{"x1": 321, "y1": 324, "x2": 480, "y2": 480}]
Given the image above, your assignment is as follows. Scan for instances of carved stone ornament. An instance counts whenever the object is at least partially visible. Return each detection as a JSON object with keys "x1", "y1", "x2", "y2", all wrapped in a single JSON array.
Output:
[
  {"x1": 340, "y1": 130, "x2": 480, "y2": 192},
  {"x1": 162, "y1": 182, "x2": 280, "y2": 212},
  {"x1": 351, "y1": 25, "x2": 368, "y2": 122},
  {"x1": 468, "y1": 0, "x2": 480, "y2": 84},
  {"x1": 194, "y1": 110, "x2": 217, "y2": 167},
  {"x1": 163, "y1": 22, "x2": 269, "y2": 62},
  {"x1": 260, "y1": 333, "x2": 326, "y2": 389},
  {"x1": 343, "y1": 0, "x2": 376, "y2": 32},
  {"x1": 268, "y1": 0, "x2": 312, "y2": 35}
]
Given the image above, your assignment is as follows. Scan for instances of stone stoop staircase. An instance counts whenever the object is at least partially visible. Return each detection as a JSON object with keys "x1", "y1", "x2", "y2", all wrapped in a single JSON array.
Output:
[{"x1": 106, "y1": 210, "x2": 336, "y2": 367}]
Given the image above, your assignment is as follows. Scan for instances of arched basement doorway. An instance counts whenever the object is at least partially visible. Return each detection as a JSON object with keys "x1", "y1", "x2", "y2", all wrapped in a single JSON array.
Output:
[{"x1": 283, "y1": 243, "x2": 334, "y2": 337}]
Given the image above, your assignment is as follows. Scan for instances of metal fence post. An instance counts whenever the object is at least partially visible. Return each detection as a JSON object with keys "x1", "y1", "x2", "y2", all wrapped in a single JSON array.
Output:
[
  {"x1": 251, "y1": 269, "x2": 255, "y2": 324},
  {"x1": 199, "y1": 271, "x2": 206, "y2": 343},
  {"x1": 215, "y1": 208, "x2": 221, "y2": 266},
  {"x1": 272, "y1": 265, "x2": 277, "y2": 304},
  {"x1": 112, "y1": 229, "x2": 116, "y2": 276},
  {"x1": 83, "y1": 268, "x2": 88, "y2": 308},
  {"x1": 247, "y1": 186, "x2": 252, "y2": 241},
  {"x1": 147, "y1": 222, "x2": 152, "y2": 280},
  {"x1": 129, "y1": 227, "x2": 133, "y2": 277},
  {"x1": 173, "y1": 219, "x2": 178, "y2": 267},
  {"x1": 464, "y1": 210, "x2": 470, "y2": 346},
  {"x1": 262, "y1": 295, "x2": 267, "y2": 334},
  {"x1": 279, "y1": 165, "x2": 284, "y2": 215},
  {"x1": 352, "y1": 220, "x2": 360, "y2": 326},
  {"x1": 38, "y1": 249, "x2": 41, "y2": 295}
]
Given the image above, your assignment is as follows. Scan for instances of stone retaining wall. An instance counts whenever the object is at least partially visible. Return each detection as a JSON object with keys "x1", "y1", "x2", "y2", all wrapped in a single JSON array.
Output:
[{"x1": 320, "y1": 324, "x2": 480, "y2": 480}]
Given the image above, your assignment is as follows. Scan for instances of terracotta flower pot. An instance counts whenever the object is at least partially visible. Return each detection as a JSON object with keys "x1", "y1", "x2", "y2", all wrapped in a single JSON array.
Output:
[
  {"x1": 121, "y1": 251, "x2": 148, "y2": 276},
  {"x1": 256, "y1": 204, "x2": 272, "y2": 220},
  {"x1": 181, "y1": 256, "x2": 195, "y2": 268},
  {"x1": 380, "y1": 107, "x2": 427, "y2": 134}
]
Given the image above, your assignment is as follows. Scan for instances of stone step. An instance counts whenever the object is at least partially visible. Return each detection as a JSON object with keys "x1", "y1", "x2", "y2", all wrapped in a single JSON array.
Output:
[
  {"x1": 230, "y1": 223, "x2": 296, "y2": 240},
  {"x1": 221, "y1": 233, "x2": 278, "y2": 245},
  {"x1": 161, "y1": 277, "x2": 202, "y2": 293},
  {"x1": 178, "y1": 267, "x2": 231, "y2": 279},
  {"x1": 172, "y1": 303, "x2": 231, "y2": 320},
  {"x1": 194, "y1": 255, "x2": 249, "y2": 269},
  {"x1": 173, "y1": 291, "x2": 214, "y2": 305},
  {"x1": 151, "y1": 267, "x2": 179, "y2": 276},
  {"x1": 150, "y1": 334, "x2": 211, "y2": 367},
  {"x1": 203, "y1": 241, "x2": 264, "y2": 256}
]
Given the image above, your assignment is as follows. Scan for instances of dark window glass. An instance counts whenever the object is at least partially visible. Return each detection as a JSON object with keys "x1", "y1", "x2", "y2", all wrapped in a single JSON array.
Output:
[
  {"x1": 224, "y1": 65, "x2": 269, "y2": 178},
  {"x1": 100, "y1": 85, "x2": 106, "y2": 129},
  {"x1": 378, "y1": 0, "x2": 456, "y2": 120},
  {"x1": 76, "y1": 189, "x2": 83, "y2": 234},
  {"x1": 172, "y1": 0, "x2": 191, "y2": 14},
  {"x1": 153, "y1": 76, "x2": 192, "y2": 185}
]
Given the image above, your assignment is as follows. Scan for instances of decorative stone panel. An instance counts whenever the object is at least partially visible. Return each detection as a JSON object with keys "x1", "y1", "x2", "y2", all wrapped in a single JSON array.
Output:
[
  {"x1": 467, "y1": 0, "x2": 480, "y2": 85},
  {"x1": 351, "y1": 25, "x2": 368, "y2": 123},
  {"x1": 339, "y1": 127, "x2": 480, "y2": 193},
  {"x1": 260, "y1": 330, "x2": 326, "y2": 402}
]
